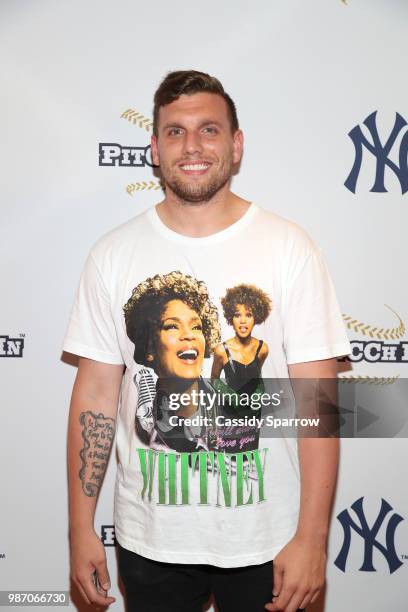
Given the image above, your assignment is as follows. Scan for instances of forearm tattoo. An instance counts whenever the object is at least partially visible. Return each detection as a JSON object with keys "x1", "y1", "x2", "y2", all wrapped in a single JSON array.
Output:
[{"x1": 79, "y1": 411, "x2": 115, "y2": 497}]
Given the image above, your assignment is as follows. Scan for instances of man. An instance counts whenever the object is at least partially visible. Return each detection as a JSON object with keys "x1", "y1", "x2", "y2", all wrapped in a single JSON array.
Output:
[{"x1": 64, "y1": 70, "x2": 350, "y2": 612}]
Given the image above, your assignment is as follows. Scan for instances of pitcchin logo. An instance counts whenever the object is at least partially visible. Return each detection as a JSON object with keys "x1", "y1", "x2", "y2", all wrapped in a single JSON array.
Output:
[
  {"x1": 101, "y1": 525, "x2": 116, "y2": 547},
  {"x1": 98, "y1": 143, "x2": 154, "y2": 167},
  {"x1": 339, "y1": 306, "x2": 407, "y2": 383},
  {"x1": 99, "y1": 108, "x2": 161, "y2": 196},
  {"x1": 0, "y1": 335, "x2": 24, "y2": 357}
]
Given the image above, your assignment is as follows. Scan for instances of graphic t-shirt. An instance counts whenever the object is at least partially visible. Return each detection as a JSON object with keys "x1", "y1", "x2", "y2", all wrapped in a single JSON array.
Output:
[{"x1": 63, "y1": 203, "x2": 351, "y2": 567}]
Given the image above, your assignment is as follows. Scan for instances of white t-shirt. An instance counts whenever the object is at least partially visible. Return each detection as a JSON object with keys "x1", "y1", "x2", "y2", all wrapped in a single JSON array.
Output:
[{"x1": 63, "y1": 203, "x2": 350, "y2": 567}]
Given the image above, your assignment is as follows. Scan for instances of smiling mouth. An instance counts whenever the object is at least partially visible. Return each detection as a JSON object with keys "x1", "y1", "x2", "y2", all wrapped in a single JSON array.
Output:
[
  {"x1": 178, "y1": 162, "x2": 211, "y2": 174},
  {"x1": 177, "y1": 349, "x2": 199, "y2": 361}
]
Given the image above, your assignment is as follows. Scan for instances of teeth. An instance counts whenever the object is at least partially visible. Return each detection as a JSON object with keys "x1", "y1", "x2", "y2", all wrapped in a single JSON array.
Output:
[
  {"x1": 178, "y1": 349, "x2": 198, "y2": 359},
  {"x1": 180, "y1": 164, "x2": 209, "y2": 170}
]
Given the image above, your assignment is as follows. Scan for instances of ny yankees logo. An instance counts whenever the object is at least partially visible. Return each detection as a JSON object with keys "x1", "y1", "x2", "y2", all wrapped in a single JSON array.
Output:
[
  {"x1": 334, "y1": 497, "x2": 404, "y2": 573},
  {"x1": 345, "y1": 111, "x2": 408, "y2": 194}
]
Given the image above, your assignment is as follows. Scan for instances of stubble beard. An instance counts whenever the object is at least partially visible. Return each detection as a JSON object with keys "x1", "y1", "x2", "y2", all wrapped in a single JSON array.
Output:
[{"x1": 160, "y1": 155, "x2": 234, "y2": 204}]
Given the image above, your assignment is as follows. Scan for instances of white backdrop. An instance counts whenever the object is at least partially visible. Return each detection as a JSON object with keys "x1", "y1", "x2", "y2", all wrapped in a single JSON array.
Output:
[{"x1": 1, "y1": 1, "x2": 407, "y2": 610}]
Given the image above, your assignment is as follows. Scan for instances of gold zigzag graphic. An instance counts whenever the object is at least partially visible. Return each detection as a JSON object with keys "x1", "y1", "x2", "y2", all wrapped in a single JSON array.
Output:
[
  {"x1": 339, "y1": 375, "x2": 399, "y2": 385},
  {"x1": 121, "y1": 109, "x2": 153, "y2": 132},
  {"x1": 342, "y1": 305, "x2": 405, "y2": 340},
  {"x1": 126, "y1": 181, "x2": 161, "y2": 196}
]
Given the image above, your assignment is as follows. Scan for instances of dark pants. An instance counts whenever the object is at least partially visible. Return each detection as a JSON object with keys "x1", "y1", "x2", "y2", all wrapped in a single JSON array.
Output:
[{"x1": 118, "y1": 544, "x2": 305, "y2": 612}]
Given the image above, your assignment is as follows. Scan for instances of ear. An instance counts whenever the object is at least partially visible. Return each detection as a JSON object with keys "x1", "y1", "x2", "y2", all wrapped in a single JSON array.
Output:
[
  {"x1": 146, "y1": 353, "x2": 154, "y2": 362},
  {"x1": 151, "y1": 134, "x2": 160, "y2": 167},
  {"x1": 232, "y1": 129, "x2": 244, "y2": 165}
]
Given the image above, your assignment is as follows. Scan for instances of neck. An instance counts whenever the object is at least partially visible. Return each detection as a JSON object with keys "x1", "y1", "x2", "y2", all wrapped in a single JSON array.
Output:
[
  {"x1": 236, "y1": 334, "x2": 252, "y2": 347},
  {"x1": 155, "y1": 185, "x2": 251, "y2": 238}
]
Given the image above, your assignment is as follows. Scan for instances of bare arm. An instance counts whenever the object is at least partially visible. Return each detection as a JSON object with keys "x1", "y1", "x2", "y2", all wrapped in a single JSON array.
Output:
[
  {"x1": 258, "y1": 341, "x2": 269, "y2": 368},
  {"x1": 210, "y1": 344, "x2": 226, "y2": 379},
  {"x1": 290, "y1": 358, "x2": 339, "y2": 543},
  {"x1": 68, "y1": 357, "x2": 124, "y2": 607},
  {"x1": 267, "y1": 357, "x2": 339, "y2": 612}
]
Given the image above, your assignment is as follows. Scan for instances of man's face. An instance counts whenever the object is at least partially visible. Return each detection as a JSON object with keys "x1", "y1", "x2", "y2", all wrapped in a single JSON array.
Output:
[{"x1": 151, "y1": 92, "x2": 243, "y2": 203}]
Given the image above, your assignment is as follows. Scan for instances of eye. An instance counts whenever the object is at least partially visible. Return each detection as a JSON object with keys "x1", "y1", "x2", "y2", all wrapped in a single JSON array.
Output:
[
  {"x1": 168, "y1": 127, "x2": 183, "y2": 136},
  {"x1": 202, "y1": 126, "x2": 218, "y2": 135},
  {"x1": 193, "y1": 323, "x2": 203, "y2": 331},
  {"x1": 162, "y1": 322, "x2": 178, "y2": 330}
]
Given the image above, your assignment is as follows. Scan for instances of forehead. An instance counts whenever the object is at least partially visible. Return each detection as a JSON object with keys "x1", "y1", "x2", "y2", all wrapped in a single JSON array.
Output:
[
  {"x1": 157, "y1": 92, "x2": 230, "y2": 129},
  {"x1": 161, "y1": 299, "x2": 200, "y2": 319},
  {"x1": 234, "y1": 303, "x2": 253, "y2": 311}
]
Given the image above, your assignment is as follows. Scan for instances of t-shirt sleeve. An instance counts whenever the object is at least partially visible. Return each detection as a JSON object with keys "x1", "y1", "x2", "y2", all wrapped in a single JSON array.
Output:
[
  {"x1": 62, "y1": 253, "x2": 125, "y2": 365},
  {"x1": 282, "y1": 244, "x2": 351, "y2": 365}
]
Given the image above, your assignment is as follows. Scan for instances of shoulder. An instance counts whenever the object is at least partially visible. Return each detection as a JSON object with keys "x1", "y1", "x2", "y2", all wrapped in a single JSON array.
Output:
[
  {"x1": 258, "y1": 339, "x2": 269, "y2": 357},
  {"x1": 213, "y1": 343, "x2": 227, "y2": 358},
  {"x1": 212, "y1": 343, "x2": 228, "y2": 368},
  {"x1": 253, "y1": 205, "x2": 318, "y2": 254},
  {"x1": 253, "y1": 205, "x2": 322, "y2": 274},
  {"x1": 89, "y1": 209, "x2": 152, "y2": 261}
]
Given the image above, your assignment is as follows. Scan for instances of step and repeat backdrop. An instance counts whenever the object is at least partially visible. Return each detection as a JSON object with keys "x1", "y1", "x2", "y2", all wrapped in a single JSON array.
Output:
[{"x1": 1, "y1": 1, "x2": 407, "y2": 610}]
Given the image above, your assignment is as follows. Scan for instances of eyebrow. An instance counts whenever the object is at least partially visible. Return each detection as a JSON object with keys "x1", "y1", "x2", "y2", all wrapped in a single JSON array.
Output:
[{"x1": 161, "y1": 119, "x2": 224, "y2": 132}]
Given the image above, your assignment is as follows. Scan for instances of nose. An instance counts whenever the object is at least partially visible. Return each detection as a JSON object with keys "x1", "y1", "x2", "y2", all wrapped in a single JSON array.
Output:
[
  {"x1": 179, "y1": 325, "x2": 195, "y2": 340},
  {"x1": 183, "y1": 130, "x2": 203, "y2": 156}
]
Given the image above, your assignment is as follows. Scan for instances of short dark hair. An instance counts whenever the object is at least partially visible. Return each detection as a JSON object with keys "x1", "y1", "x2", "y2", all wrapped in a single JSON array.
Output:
[{"x1": 153, "y1": 70, "x2": 239, "y2": 137}]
